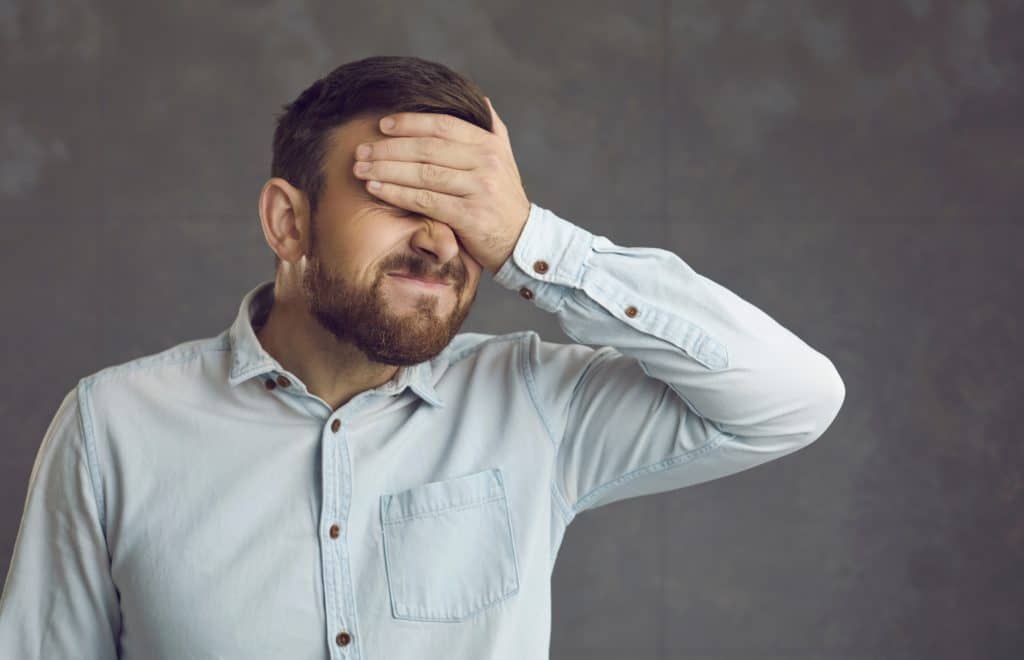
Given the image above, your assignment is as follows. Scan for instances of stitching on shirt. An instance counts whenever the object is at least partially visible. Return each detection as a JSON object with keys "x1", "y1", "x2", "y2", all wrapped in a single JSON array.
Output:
[
  {"x1": 557, "y1": 344, "x2": 619, "y2": 512},
  {"x1": 571, "y1": 428, "x2": 731, "y2": 514},
  {"x1": 445, "y1": 330, "x2": 532, "y2": 366},
  {"x1": 382, "y1": 493, "x2": 506, "y2": 524},
  {"x1": 520, "y1": 331, "x2": 577, "y2": 527},
  {"x1": 76, "y1": 380, "x2": 108, "y2": 543},
  {"x1": 80, "y1": 335, "x2": 228, "y2": 388},
  {"x1": 72, "y1": 335, "x2": 229, "y2": 542},
  {"x1": 580, "y1": 273, "x2": 728, "y2": 371},
  {"x1": 567, "y1": 227, "x2": 591, "y2": 288}
]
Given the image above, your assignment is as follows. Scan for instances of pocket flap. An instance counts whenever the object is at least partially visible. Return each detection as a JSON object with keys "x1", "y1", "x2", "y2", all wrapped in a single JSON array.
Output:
[{"x1": 381, "y1": 467, "x2": 504, "y2": 523}]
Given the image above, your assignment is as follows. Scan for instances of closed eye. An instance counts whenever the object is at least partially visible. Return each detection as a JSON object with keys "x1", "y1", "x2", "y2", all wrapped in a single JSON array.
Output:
[
  {"x1": 377, "y1": 203, "x2": 420, "y2": 218},
  {"x1": 355, "y1": 191, "x2": 423, "y2": 219}
]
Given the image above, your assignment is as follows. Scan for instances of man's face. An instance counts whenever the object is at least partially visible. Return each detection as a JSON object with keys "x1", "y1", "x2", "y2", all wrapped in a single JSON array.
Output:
[{"x1": 299, "y1": 115, "x2": 483, "y2": 367}]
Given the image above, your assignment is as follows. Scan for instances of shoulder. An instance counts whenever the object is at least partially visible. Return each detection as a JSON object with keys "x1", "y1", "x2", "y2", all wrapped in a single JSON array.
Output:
[{"x1": 78, "y1": 331, "x2": 229, "y2": 392}]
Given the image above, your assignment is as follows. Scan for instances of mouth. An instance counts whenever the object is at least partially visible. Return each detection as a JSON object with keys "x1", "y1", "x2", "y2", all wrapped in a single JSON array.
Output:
[{"x1": 388, "y1": 272, "x2": 452, "y2": 288}]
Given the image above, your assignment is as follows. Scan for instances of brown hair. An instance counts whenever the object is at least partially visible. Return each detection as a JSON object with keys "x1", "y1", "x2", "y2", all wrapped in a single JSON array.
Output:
[{"x1": 268, "y1": 55, "x2": 492, "y2": 270}]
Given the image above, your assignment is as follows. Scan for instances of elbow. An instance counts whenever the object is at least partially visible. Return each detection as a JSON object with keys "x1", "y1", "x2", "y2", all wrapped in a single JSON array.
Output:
[
  {"x1": 811, "y1": 358, "x2": 843, "y2": 440},
  {"x1": 805, "y1": 357, "x2": 846, "y2": 444}
]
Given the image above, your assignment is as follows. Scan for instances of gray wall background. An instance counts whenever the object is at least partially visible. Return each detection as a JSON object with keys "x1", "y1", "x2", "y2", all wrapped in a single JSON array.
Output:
[{"x1": 2, "y1": 1, "x2": 1022, "y2": 658}]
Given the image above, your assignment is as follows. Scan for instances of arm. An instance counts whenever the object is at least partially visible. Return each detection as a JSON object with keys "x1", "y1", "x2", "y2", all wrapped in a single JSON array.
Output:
[
  {"x1": 0, "y1": 385, "x2": 121, "y2": 658},
  {"x1": 493, "y1": 202, "x2": 845, "y2": 517}
]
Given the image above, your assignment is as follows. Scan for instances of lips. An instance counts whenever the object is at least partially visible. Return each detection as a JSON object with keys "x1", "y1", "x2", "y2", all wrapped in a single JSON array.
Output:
[{"x1": 388, "y1": 272, "x2": 451, "y2": 286}]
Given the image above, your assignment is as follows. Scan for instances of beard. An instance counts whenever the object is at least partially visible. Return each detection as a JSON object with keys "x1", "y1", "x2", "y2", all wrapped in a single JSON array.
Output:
[{"x1": 299, "y1": 228, "x2": 476, "y2": 367}]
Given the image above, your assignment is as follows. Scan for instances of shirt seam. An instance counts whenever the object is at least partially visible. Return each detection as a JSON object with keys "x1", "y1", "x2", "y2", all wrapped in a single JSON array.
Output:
[
  {"x1": 571, "y1": 427, "x2": 732, "y2": 514},
  {"x1": 74, "y1": 337, "x2": 228, "y2": 538},
  {"x1": 76, "y1": 379, "x2": 109, "y2": 545},
  {"x1": 445, "y1": 330, "x2": 532, "y2": 366},
  {"x1": 519, "y1": 332, "x2": 576, "y2": 527},
  {"x1": 81, "y1": 335, "x2": 228, "y2": 389},
  {"x1": 578, "y1": 269, "x2": 728, "y2": 371}
]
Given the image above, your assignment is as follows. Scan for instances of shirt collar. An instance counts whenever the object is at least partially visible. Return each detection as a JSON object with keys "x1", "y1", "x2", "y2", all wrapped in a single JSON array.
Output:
[{"x1": 226, "y1": 279, "x2": 445, "y2": 409}]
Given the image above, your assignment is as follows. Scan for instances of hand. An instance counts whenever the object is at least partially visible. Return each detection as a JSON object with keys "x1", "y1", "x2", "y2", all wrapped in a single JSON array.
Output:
[{"x1": 352, "y1": 97, "x2": 532, "y2": 274}]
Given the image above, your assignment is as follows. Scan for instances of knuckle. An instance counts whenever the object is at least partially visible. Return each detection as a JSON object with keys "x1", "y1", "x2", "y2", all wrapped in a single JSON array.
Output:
[
  {"x1": 483, "y1": 151, "x2": 503, "y2": 169},
  {"x1": 479, "y1": 175, "x2": 499, "y2": 194},
  {"x1": 413, "y1": 188, "x2": 435, "y2": 209},
  {"x1": 420, "y1": 163, "x2": 447, "y2": 184}
]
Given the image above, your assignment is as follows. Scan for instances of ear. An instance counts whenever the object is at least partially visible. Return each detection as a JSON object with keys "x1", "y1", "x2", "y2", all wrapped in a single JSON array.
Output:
[{"x1": 258, "y1": 177, "x2": 310, "y2": 265}]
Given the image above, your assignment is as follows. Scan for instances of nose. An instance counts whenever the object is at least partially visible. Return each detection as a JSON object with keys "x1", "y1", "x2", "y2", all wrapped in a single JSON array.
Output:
[{"x1": 410, "y1": 218, "x2": 461, "y2": 269}]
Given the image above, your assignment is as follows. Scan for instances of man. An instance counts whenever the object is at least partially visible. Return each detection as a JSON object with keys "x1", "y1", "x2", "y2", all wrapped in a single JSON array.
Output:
[{"x1": 0, "y1": 55, "x2": 845, "y2": 659}]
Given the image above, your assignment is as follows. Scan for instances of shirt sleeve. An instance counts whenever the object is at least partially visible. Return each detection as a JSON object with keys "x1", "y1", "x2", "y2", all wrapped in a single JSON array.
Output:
[
  {"x1": 0, "y1": 384, "x2": 122, "y2": 658},
  {"x1": 493, "y1": 202, "x2": 846, "y2": 518}
]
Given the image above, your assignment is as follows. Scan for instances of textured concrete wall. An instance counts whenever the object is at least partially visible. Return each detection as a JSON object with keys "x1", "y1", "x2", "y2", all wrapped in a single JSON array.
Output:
[{"x1": 2, "y1": 1, "x2": 1022, "y2": 658}]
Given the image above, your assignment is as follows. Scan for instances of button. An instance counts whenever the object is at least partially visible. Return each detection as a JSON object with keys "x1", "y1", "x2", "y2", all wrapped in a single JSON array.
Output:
[
  {"x1": 276, "y1": 375, "x2": 291, "y2": 387},
  {"x1": 331, "y1": 419, "x2": 341, "y2": 432},
  {"x1": 264, "y1": 378, "x2": 277, "y2": 390},
  {"x1": 625, "y1": 305, "x2": 638, "y2": 318},
  {"x1": 336, "y1": 631, "x2": 351, "y2": 646},
  {"x1": 532, "y1": 260, "x2": 549, "y2": 274},
  {"x1": 519, "y1": 287, "x2": 533, "y2": 300},
  {"x1": 329, "y1": 523, "x2": 340, "y2": 539}
]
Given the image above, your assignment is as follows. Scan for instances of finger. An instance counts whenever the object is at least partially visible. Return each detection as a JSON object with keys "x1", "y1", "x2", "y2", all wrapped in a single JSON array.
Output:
[
  {"x1": 380, "y1": 111, "x2": 491, "y2": 146},
  {"x1": 354, "y1": 159, "x2": 477, "y2": 197},
  {"x1": 363, "y1": 136, "x2": 479, "y2": 170},
  {"x1": 364, "y1": 179, "x2": 465, "y2": 227}
]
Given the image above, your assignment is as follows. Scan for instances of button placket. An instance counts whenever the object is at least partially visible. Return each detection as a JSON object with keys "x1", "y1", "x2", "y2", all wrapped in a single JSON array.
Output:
[
  {"x1": 324, "y1": 420, "x2": 343, "y2": 546},
  {"x1": 323, "y1": 411, "x2": 356, "y2": 646}
]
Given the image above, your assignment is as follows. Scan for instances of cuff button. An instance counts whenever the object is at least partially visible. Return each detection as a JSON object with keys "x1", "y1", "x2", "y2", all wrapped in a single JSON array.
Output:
[
  {"x1": 532, "y1": 260, "x2": 549, "y2": 274},
  {"x1": 625, "y1": 305, "x2": 638, "y2": 317},
  {"x1": 519, "y1": 287, "x2": 534, "y2": 300}
]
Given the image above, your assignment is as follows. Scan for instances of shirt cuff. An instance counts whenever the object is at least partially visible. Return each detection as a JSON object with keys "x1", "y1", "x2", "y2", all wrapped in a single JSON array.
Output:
[{"x1": 492, "y1": 202, "x2": 596, "y2": 313}]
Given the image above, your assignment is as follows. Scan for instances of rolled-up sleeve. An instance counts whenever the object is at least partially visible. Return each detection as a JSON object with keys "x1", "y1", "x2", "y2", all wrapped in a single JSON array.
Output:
[
  {"x1": 494, "y1": 202, "x2": 845, "y2": 517},
  {"x1": 0, "y1": 384, "x2": 121, "y2": 658}
]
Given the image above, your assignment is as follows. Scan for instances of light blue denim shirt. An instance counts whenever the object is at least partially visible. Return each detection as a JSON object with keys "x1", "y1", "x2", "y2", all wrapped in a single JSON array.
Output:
[{"x1": 0, "y1": 202, "x2": 845, "y2": 659}]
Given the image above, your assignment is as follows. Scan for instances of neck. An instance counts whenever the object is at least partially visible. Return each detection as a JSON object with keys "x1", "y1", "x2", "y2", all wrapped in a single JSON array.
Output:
[{"x1": 254, "y1": 275, "x2": 399, "y2": 411}]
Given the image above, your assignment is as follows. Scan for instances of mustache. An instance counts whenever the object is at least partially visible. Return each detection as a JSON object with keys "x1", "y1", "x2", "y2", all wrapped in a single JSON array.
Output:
[{"x1": 387, "y1": 263, "x2": 461, "y2": 285}]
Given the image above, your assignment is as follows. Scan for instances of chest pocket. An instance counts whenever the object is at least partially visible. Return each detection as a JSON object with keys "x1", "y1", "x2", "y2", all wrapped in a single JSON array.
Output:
[{"x1": 379, "y1": 467, "x2": 521, "y2": 622}]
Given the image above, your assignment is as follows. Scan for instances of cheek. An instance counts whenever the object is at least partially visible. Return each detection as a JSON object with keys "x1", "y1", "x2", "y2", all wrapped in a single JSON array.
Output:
[{"x1": 464, "y1": 258, "x2": 483, "y2": 284}]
